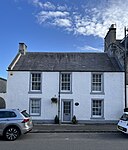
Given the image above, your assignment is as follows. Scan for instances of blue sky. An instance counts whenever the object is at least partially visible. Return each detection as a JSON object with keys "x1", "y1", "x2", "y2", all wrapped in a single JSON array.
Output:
[{"x1": 0, "y1": 0, "x2": 128, "y2": 79}]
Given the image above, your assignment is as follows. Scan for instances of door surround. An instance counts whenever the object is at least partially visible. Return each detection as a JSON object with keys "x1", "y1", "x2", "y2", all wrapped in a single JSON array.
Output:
[{"x1": 61, "y1": 99, "x2": 73, "y2": 123}]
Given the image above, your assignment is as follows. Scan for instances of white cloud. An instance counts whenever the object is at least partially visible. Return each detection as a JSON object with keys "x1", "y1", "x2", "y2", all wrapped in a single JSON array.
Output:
[
  {"x1": 32, "y1": 0, "x2": 43, "y2": 8},
  {"x1": 39, "y1": 11, "x2": 69, "y2": 18},
  {"x1": 37, "y1": 11, "x2": 70, "y2": 24},
  {"x1": 53, "y1": 18, "x2": 72, "y2": 27},
  {"x1": 78, "y1": 45, "x2": 102, "y2": 52},
  {"x1": 31, "y1": 0, "x2": 128, "y2": 39},
  {"x1": 101, "y1": 1, "x2": 128, "y2": 39},
  {"x1": 31, "y1": 0, "x2": 72, "y2": 30},
  {"x1": 32, "y1": 0, "x2": 55, "y2": 10},
  {"x1": 57, "y1": 5, "x2": 68, "y2": 11},
  {"x1": 43, "y1": 2, "x2": 55, "y2": 10},
  {"x1": 73, "y1": 0, "x2": 128, "y2": 39}
]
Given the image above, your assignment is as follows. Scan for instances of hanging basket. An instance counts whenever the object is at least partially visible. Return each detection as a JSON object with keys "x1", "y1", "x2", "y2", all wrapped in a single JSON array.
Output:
[{"x1": 51, "y1": 97, "x2": 58, "y2": 103}]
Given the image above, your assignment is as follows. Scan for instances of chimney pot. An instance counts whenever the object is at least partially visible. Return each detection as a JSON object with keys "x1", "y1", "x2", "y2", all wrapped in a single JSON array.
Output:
[
  {"x1": 19, "y1": 43, "x2": 27, "y2": 55},
  {"x1": 104, "y1": 24, "x2": 116, "y2": 52},
  {"x1": 110, "y1": 24, "x2": 116, "y2": 29}
]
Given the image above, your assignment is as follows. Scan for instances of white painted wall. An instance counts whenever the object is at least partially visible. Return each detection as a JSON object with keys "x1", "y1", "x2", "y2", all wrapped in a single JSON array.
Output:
[
  {"x1": 6, "y1": 71, "x2": 125, "y2": 122},
  {"x1": 7, "y1": 71, "x2": 29, "y2": 110},
  {"x1": 60, "y1": 72, "x2": 125, "y2": 122},
  {"x1": 6, "y1": 71, "x2": 59, "y2": 120},
  {"x1": 104, "y1": 73, "x2": 125, "y2": 120}
]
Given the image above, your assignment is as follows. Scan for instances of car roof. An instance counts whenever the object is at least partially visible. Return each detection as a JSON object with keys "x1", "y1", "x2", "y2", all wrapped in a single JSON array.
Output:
[
  {"x1": 124, "y1": 112, "x2": 128, "y2": 114},
  {"x1": 0, "y1": 109, "x2": 19, "y2": 111}
]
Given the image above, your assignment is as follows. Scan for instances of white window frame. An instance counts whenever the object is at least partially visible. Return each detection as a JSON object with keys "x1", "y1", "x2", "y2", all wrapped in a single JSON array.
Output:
[
  {"x1": 91, "y1": 73, "x2": 104, "y2": 93},
  {"x1": 91, "y1": 99, "x2": 104, "y2": 119},
  {"x1": 29, "y1": 98, "x2": 41, "y2": 116},
  {"x1": 30, "y1": 72, "x2": 42, "y2": 92},
  {"x1": 60, "y1": 73, "x2": 72, "y2": 93}
]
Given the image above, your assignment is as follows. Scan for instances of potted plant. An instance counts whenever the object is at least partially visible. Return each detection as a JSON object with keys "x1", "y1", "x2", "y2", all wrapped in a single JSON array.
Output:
[
  {"x1": 72, "y1": 115, "x2": 78, "y2": 124},
  {"x1": 51, "y1": 97, "x2": 57, "y2": 103},
  {"x1": 54, "y1": 115, "x2": 59, "y2": 124},
  {"x1": 124, "y1": 108, "x2": 128, "y2": 112}
]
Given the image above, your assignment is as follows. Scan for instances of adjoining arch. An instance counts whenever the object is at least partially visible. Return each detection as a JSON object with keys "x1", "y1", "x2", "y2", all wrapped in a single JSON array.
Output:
[{"x1": 0, "y1": 97, "x2": 6, "y2": 109}]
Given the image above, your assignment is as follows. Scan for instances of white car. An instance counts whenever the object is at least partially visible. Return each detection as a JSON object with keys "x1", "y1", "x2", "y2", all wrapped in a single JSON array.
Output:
[{"x1": 117, "y1": 112, "x2": 128, "y2": 134}]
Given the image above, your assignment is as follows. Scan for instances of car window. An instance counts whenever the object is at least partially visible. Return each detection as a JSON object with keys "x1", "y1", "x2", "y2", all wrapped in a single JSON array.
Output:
[
  {"x1": 120, "y1": 114, "x2": 128, "y2": 121},
  {"x1": 0, "y1": 111, "x2": 17, "y2": 118},
  {"x1": 21, "y1": 110, "x2": 30, "y2": 117}
]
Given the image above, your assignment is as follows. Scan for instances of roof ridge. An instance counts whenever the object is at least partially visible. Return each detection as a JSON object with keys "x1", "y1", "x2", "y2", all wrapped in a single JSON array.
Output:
[{"x1": 26, "y1": 52, "x2": 105, "y2": 54}]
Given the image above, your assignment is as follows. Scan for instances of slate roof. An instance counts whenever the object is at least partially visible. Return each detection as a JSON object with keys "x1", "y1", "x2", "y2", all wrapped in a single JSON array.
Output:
[
  {"x1": 0, "y1": 78, "x2": 7, "y2": 93},
  {"x1": 8, "y1": 52, "x2": 122, "y2": 72}
]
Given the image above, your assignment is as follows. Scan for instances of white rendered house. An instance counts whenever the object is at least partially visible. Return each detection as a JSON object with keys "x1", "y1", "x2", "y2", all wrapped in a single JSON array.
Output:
[{"x1": 6, "y1": 42, "x2": 125, "y2": 123}]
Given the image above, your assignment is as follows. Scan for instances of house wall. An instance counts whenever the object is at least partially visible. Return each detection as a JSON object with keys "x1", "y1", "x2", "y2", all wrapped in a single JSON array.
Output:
[
  {"x1": 104, "y1": 73, "x2": 124, "y2": 120},
  {"x1": 6, "y1": 71, "x2": 125, "y2": 123}
]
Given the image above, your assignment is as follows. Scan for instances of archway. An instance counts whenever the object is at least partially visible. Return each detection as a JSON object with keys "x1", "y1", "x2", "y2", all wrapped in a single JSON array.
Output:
[{"x1": 0, "y1": 97, "x2": 6, "y2": 109}]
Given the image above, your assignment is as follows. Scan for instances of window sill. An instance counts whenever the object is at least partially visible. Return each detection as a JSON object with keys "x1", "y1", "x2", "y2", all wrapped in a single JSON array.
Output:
[
  {"x1": 28, "y1": 91, "x2": 42, "y2": 94},
  {"x1": 59, "y1": 91, "x2": 73, "y2": 94},
  {"x1": 90, "y1": 92, "x2": 105, "y2": 95},
  {"x1": 90, "y1": 117, "x2": 105, "y2": 120}
]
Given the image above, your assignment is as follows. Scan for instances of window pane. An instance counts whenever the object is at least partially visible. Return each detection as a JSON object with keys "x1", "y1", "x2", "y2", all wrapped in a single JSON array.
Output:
[
  {"x1": 61, "y1": 73, "x2": 71, "y2": 91},
  {"x1": 31, "y1": 73, "x2": 41, "y2": 91},
  {"x1": 30, "y1": 99, "x2": 41, "y2": 115},
  {"x1": 0, "y1": 111, "x2": 17, "y2": 118},
  {"x1": 21, "y1": 110, "x2": 30, "y2": 117},
  {"x1": 92, "y1": 100, "x2": 103, "y2": 118},
  {"x1": 64, "y1": 102, "x2": 71, "y2": 114},
  {"x1": 92, "y1": 74, "x2": 102, "y2": 92}
]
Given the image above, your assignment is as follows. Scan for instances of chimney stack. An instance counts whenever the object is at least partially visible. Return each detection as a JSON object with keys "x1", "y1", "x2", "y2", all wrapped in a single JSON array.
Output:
[
  {"x1": 19, "y1": 43, "x2": 27, "y2": 55},
  {"x1": 104, "y1": 24, "x2": 116, "y2": 52}
]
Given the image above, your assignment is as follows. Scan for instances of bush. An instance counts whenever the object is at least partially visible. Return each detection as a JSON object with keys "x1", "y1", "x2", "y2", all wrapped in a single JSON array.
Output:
[
  {"x1": 54, "y1": 115, "x2": 59, "y2": 124},
  {"x1": 72, "y1": 115, "x2": 78, "y2": 124}
]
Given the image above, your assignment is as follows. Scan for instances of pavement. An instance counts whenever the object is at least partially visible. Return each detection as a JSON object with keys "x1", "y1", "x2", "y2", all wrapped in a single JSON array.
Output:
[{"x1": 31, "y1": 123, "x2": 119, "y2": 133}]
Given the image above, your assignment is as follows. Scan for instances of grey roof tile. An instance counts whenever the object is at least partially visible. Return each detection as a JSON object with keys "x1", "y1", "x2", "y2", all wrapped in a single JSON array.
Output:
[{"x1": 8, "y1": 52, "x2": 122, "y2": 72}]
